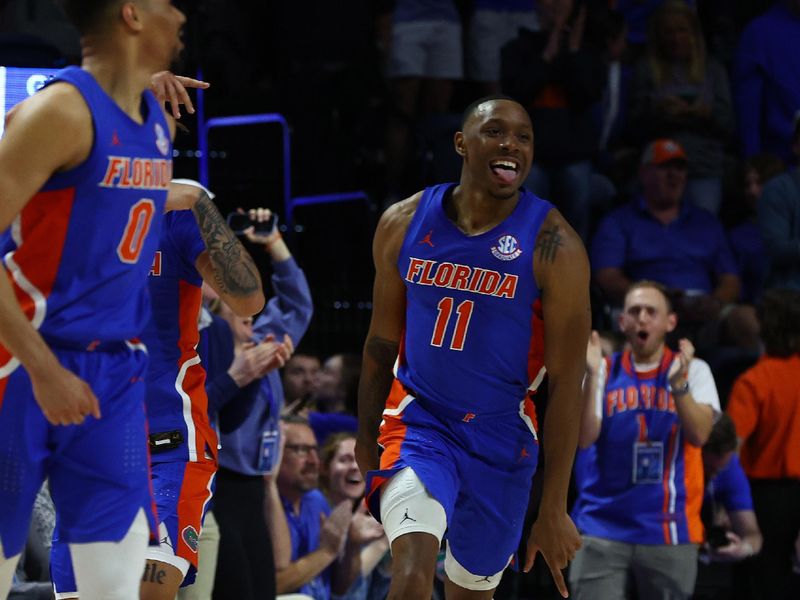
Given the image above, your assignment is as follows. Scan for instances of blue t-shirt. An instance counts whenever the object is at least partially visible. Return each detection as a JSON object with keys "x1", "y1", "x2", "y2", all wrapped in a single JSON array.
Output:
[
  {"x1": 283, "y1": 489, "x2": 332, "y2": 600},
  {"x1": 704, "y1": 454, "x2": 753, "y2": 513},
  {"x1": 591, "y1": 198, "x2": 738, "y2": 295},
  {"x1": 727, "y1": 220, "x2": 766, "y2": 304}
]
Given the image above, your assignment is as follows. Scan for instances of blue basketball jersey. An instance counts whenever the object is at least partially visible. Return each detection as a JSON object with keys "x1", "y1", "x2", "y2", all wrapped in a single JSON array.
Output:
[
  {"x1": 396, "y1": 183, "x2": 552, "y2": 416},
  {"x1": 143, "y1": 210, "x2": 216, "y2": 463},
  {"x1": 572, "y1": 350, "x2": 705, "y2": 545},
  {"x1": 0, "y1": 66, "x2": 171, "y2": 367}
]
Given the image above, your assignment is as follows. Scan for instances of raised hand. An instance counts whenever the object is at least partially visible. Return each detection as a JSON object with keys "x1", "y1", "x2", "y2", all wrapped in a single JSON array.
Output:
[
  {"x1": 320, "y1": 500, "x2": 354, "y2": 556},
  {"x1": 240, "y1": 208, "x2": 278, "y2": 245},
  {"x1": 348, "y1": 505, "x2": 385, "y2": 546},
  {"x1": 150, "y1": 71, "x2": 210, "y2": 119},
  {"x1": 668, "y1": 338, "x2": 694, "y2": 389},
  {"x1": 585, "y1": 330, "x2": 603, "y2": 375}
]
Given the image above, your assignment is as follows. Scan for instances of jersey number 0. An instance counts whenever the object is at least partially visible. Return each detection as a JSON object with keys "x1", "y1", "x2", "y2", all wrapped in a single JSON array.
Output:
[{"x1": 117, "y1": 199, "x2": 155, "y2": 264}]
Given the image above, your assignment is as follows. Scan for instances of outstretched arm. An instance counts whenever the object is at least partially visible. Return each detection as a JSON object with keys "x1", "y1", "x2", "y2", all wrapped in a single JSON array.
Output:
[
  {"x1": 525, "y1": 210, "x2": 591, "y2": 598},
  {"x1": 355, "y1": 196, "x2": 418, "y2": 478}
]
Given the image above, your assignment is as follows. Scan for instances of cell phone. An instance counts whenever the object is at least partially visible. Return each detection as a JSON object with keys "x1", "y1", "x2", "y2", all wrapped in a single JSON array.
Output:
[
  {"x1": 707, "y1": 526, "x2": 729, "y2": 549},
  {"x1": 226, "y1": 211, "x2": 277, "y2": 235}
]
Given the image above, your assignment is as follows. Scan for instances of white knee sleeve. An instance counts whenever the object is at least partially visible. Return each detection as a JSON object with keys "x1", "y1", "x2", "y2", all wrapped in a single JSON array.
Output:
[
  {"x1": 70, "y1": 508, "x2": 150, "y2": 600},
  {"x1": 444, "y1": 543, "x2": 510, "y2": 592},
  {"x1": 380, "y1": 467, "x2": 447, "y2": 547},
  {"x1": 0, "y1": 542, "x2": 21, "y2": 600}
]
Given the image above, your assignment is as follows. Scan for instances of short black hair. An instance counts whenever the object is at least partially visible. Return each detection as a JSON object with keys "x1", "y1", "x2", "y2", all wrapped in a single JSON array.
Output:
[
  {"x1": 461, "y1": 94, "x2": 520, "y2": 128},
  {"x1": 703, "y1": 413, "x2": 737, "y2": 456},
  {"x1": 58, "y1": 0, "x2": 123, "y2": 35},
  {"x1": 758, "y1": 288, "x2": 800, "y2": 357}
]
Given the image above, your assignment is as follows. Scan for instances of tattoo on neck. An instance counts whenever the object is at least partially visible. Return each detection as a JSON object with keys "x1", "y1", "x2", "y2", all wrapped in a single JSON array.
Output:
[
  {"x1": 193, "y1": 193, "x2": 259, "y2": 295},
  {"x1": 535, "y1": 226, "x2": 562, "y2": 264}
]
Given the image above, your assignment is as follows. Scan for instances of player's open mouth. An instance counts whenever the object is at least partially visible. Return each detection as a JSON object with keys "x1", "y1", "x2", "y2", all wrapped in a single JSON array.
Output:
[
  {"x1": 637, "y1": 331, "x2": 649, "y2": 342},
  {"x1": 490, "y1": 159, "x2": 519, "y2": 185}
]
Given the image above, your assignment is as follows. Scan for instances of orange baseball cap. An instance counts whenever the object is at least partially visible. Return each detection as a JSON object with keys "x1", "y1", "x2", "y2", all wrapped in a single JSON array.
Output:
[{"x1": 641, "y1": 139, "x2": 688, "y2": 166}]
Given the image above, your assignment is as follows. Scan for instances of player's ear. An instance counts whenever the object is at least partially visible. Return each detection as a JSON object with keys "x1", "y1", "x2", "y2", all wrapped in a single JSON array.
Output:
[
  {"x1": 121, "y1": 2, "x2": 144, "y2": 32},
  {"x1": 454, "y1": 131, "x2": 466, "y2": 157}
]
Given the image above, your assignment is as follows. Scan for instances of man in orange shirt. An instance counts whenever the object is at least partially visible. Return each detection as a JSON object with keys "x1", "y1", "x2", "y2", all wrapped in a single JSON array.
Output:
[{"x1": 727, "y1": 288, "x2": 800, "y2": 600}]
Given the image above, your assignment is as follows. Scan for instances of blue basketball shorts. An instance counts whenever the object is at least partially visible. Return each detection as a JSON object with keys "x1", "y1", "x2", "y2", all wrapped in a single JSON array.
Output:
[
  {"x1": 0, "y1": 342, "x2": 156, "y2": 558},
  {"x1": 51, "y1": 458, "x2": 217, "y2": 592},
  {"x1": 365, "y1": 379, "x2": 540, "y2": 576}
]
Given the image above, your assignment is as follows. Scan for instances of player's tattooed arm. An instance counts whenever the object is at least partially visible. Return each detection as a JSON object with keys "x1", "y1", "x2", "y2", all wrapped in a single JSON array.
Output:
[
  {"x1": 535, "y1": 225, "x2": 563, "y2": 264},
  {"x1": 193, "y1": 192, "x2": 261, "y2": 297}
]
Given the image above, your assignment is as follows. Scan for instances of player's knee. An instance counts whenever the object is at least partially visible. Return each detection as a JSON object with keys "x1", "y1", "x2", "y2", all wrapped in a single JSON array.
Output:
[{"x1": 444, "y1": 545, "x2": 508, "y2": 592}]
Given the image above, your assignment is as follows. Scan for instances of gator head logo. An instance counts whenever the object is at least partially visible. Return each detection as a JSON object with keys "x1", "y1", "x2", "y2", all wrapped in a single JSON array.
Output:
[{"x1": 182, "y1": 526, "x2": 199, "y2": 553}]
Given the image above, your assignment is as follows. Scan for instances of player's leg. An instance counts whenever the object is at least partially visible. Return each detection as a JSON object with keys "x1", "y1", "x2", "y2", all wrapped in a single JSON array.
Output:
[
  {"x1": 48, "y1": 347, "x2": 154, "y2": 600},
  {"x1": 142, "y1": 459, "x2": 216, "y2": 600},
  {"x1": 0, "y1": 368, "x2": 50, "y2": 598},
  {"x1": 0, "y1": 543, "x2": 21, "y2": 599},
  {"x1": 442, "y1": 413, "x2": 539, "y2": 600},
  {"x1": 68, "y1": 508, "x2": 150, "y2": 600},
  {"x1": 380, "y1": 468, "x2": 448, "y2": 599},
  {"x1": 141, "y1": 560, "x2": 186, "y2": 600},
  {"x1": 177, "y1": 510, "x2": 220, "y2": 600}
]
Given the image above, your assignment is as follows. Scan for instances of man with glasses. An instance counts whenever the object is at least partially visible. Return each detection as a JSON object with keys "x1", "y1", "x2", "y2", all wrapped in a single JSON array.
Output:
[{"x1": 272, "y1": 416, "x2": 361, "y2": 600}]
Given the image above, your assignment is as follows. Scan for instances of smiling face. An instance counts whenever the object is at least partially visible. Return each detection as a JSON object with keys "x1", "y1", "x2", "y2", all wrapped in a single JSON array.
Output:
[
  {"x1": 455, "y1": 99, "x2": 534, "y2": 200},
  {"x1": 321, "y1": 437, "x2": 364, "y2": 505},
  {"x1": 618, "y1": 286, "x2": 676, "y2": 363},
  {"x1": 277, "y1": 423, "x2": 320, "y2": 501}
]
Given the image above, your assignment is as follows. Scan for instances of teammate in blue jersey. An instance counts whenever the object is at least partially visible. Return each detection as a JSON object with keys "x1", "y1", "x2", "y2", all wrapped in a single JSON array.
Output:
[
  {"x1": 48, "y1": 183, "x2": 270, "y2": 600},
  {"x1": 0, "y1": 2, "x2": 195, "y2": 599},
  {"x1": 356, "y1": 96, "x2": 590, "y2": 599}
]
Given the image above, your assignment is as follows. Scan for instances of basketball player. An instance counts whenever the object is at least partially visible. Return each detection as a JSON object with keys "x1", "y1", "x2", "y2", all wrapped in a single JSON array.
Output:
[
  {"x1": 48, "y1": 187, "x2": 293, "y2": 600},
  {"x1": 0, "y1": 2, "x2": 191, "y2": 599},
  {"x1": 356, "y1": 96, "x2": 590, "y2": 599}
]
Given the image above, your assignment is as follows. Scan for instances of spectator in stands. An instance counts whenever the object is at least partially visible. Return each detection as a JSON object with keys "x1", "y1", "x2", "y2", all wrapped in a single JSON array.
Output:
[
  {"x1": 727, "y1": 154, "x2": 785, "y2": 305},
  {"x1": 572, "y1": 281, "x2": 719, "y2": 600},
  {"x1": 205, "y1": 213, "x2": 312, "y2": 600},
  {"x1": 282, "y1": 353, "x2": 321, "y2": 413},
  {"x1": 694, "y1": 414, "x2": 762, "y2": 600},
  {"x1": 383, "y1": 0, "x2": 463, "y2": 202},
  {"x1": 501, "y1": 0, "x2": 607, "y2": 242},
  {"x1": 271, "y1": 417, "x2": 362, "y2": 599},
  {"x1": 319, "y1": 433, "x2": 390, "y2": 600},
  {"x1": 734, "y1": 0, "x2": 800, "y2": 164},
  {"x1": 629, "y1": 0, "x2": 733, "y2": 215},
  {"x1": 610, "y1": 0, "x2": 695, "y2": 49},
  {"x1": 727, "y1": 288, "x2": 800, "y2": 600},
  {"x1": 591, "y1": 138, "x2": 747, "y2": 352},
  {"x1": 467, "y1": 0, "x2": 538, "y2": 95},
  {"x1": 307, "y1": 353, "x2": 360, "y2": 446},
  {"x1": 758, "y1": 115, "x2": 800, "y2": 291}
]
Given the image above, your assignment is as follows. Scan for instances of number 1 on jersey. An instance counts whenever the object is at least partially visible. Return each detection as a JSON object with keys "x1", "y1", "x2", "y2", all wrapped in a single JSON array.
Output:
[{"x1": 431, "y1": 297, "x2": 474, "y2": 351}]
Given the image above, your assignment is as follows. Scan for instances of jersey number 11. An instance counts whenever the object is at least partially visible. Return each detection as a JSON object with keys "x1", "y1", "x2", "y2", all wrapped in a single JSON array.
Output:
[{"x1": 431, "y1": 297, "x2": 474, "y2": 351}]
